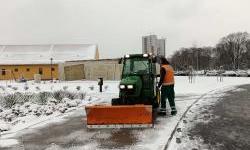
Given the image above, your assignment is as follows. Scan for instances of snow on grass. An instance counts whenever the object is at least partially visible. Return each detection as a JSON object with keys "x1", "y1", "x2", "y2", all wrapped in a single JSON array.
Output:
[
  {"x1": 0, "y1": 138, "x2": 19, "y2": 147},
  {"x1": 175, "y1": 76, "x2": 250, "y2": 95},
  {"x1": 0, "y1": 80, "x2": 119, "y2": 147}
]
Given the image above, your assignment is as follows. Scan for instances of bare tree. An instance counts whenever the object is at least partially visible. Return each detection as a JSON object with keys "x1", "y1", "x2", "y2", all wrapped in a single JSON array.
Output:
[
  {"x1": 171, "y1": 32, "x2": 250, "y2": 71},
  {"x1": 216, "y1": 32, "x2": 249, "y2": 70}
]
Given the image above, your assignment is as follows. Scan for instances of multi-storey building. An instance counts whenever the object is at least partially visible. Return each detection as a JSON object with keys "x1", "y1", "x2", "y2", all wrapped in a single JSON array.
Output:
[{"x1": 142, "y1": 35, "x2": 165, "y2": 56}]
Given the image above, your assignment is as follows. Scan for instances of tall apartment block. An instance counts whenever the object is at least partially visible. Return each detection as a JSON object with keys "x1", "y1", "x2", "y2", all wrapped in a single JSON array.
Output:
[{"x1": 142, "y1": 35, "x2": 166, "y2": 56}]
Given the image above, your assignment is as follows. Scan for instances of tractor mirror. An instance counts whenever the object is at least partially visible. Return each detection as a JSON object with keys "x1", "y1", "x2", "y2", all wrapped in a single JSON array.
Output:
[
  {"x1": 152, "y1": 56, "x2": 157, "y2": 63},
  {"x1": 118, "y1": 58, "x2": 123, "y2": 64}
]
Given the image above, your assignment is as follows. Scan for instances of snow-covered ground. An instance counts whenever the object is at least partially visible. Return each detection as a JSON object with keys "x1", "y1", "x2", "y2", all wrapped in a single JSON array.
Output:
[{"x1": 0, "y1": 76, "x2": 250, "y2": 149}]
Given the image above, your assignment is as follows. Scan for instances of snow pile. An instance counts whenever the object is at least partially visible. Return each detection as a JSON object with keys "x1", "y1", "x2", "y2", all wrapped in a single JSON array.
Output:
[
  {"x1": 0, "y1": 120, "x2": 11, "y2": 131},
  {"x1": 0, "y1": 139, "x2": 19, "y2": 147}
]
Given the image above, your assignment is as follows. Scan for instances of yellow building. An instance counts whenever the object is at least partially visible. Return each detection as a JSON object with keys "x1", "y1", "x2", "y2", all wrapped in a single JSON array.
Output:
[
  {"x1": 0, "y1": 64, "x2": 59, "y2": 80},
  {"x1": 0, "y1": 44, "x2": 99, "y2": 80}
]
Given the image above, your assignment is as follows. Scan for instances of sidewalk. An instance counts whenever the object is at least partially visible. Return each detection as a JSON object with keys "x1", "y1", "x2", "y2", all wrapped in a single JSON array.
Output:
[{"x1": 169, "y1": 84, "x2": 250, "y2": 150}]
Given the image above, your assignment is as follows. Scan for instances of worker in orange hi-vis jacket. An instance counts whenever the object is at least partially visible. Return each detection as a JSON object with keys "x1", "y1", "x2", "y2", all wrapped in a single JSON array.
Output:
[{"x1": 157, "y1": 57, "x2": 177, "y2": 116}]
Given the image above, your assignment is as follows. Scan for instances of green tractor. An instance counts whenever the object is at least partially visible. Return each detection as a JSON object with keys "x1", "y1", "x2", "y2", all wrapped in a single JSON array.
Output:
[
  {"x1": 85, "y1": 53, "x2": 162, "y2": 128},
  {"x1": 112, "y1": 54, "x2": 160, "y2": 108}
]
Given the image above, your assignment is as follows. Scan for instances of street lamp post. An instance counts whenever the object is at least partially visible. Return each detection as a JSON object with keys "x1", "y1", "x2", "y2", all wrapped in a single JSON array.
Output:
[
  {"x1": 196, "y1": 50, "x2": 199, "y2": 71},
  {"x1": 50, "y1": 58, "x2": 53, "y2": 82}
]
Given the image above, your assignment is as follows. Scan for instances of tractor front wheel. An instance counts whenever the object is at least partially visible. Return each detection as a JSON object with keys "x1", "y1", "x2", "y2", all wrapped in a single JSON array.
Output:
[{"x1": 111, "y1": 98, "x2": 121, "y2": 105}]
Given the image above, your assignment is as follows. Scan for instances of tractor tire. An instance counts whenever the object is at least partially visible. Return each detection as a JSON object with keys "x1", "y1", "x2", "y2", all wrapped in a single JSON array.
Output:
[
  {"x1": 152, "y1": 96, "x2": 159, "y2": 109},
  {"x1": 111, "y1": 98, "x2": 121, "y2": 105}
]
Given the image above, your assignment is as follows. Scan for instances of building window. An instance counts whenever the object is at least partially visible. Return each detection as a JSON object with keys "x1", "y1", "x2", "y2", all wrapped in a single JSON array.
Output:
[
  {"x1": 26, "y1": 68, "x2": 30, "y2": 72},
  {"x1": 1, "y1": 69, "x2": 6, "y2": 75},
  {"x1": 14, "y1": 68, "x2": 18, "y2": 72},
  {"x1": 39, "y1": 68, "x2": 43, "y2": 75},
  {"x1": 51, "y1": 68, "x2": 55, "y2": 71}
]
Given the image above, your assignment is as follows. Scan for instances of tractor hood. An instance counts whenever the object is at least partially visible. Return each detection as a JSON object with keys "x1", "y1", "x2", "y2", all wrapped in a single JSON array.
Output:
[
  {"x1": 120, "y1": 76, "x2": 141, "y2": 85},
  {"x1": 120, "y1": 76, "x2": 142, "y2": 97}
]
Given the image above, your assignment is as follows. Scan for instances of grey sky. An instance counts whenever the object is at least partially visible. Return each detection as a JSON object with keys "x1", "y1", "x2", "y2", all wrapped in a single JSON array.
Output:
[{"x1": 0, "y1": 0, "x2": 250, "y2": 58}]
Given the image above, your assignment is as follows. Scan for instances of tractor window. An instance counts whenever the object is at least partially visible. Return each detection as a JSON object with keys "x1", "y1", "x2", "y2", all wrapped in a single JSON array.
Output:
[{"x1": 123, "y1": 58, "x2": 150, "y2": 75}]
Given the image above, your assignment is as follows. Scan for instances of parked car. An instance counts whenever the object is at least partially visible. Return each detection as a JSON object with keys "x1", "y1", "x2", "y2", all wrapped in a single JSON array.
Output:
[
  {"x1": 206, "y1": 70, "x2": 218, "y2": 76},
  {"x1": 194, "y1": 70, "x2": 205, "y2": 76},
  {"x1": 222, "y1": 71, "x2": 237, "y2": 77},
  {"x1": 236, "y1": 70, "x2": 248, "y2": 77},
  {"x1": 175, "y1": 71, "x2": 189, "y2": 76}
]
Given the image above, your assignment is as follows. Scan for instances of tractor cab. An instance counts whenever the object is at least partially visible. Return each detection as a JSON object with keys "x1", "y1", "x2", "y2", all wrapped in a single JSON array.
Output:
[{"x1": 112, "y1": 54, "x2": 159, "y2": 107}]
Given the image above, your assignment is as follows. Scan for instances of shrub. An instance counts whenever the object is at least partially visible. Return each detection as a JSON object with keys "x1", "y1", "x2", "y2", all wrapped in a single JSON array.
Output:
[
  {"x1": 35, "y1": 86, "x2": 41, "y2": 91},
  {"x1": 22, "y1": 93, "x2": 34, "y2": 103},
  {"x1": 73, "y1": 92, "x2": 86, "y2": 100},
  {"x1": 24, "y1": 86, "x2": 29, "y2": 91},
  {"x1": 12, "y1": 87, "x2": 18, "y2": 91},
  {"x1": 53, "y1": 90, "x2": 75, "y2": 102},
  {"x1": 0, "y1": 86, "x2": 5, "y2": 91},
  {"x1": 53, "y1": 90, "x2": 64, "y2": 102},
  {"x1": 1, "y1": 92, "x2": 23, "y2": 108},
  {"x1": 63, "y1": 86, "x2": 68, "y2": 91},
  {"x1": 35, "y1": 92, "x2": 53, "y2": 105},
  {"x1": 76, "y1": 86, "x2": 81, "y2": 91},
  {"x1": 89, "y1": 85, "x2": 94, "y2": 91},
  {"x1": 0, "y1": 89, "x2": 86, "y2": 108}
]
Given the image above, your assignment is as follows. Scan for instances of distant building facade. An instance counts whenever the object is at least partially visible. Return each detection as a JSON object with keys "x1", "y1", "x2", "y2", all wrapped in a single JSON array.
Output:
[
  {"x1": 0, "y1": 44, "x2": 99, "y2": 80},
  {"x1": 142, "y1": 35, "x2": 166, "y2": 56}
]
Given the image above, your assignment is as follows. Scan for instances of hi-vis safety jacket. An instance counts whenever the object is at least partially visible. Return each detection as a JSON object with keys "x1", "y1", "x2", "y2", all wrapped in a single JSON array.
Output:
[{"x1": 162, "y1": 64, "x2": 175, "y2": 85}]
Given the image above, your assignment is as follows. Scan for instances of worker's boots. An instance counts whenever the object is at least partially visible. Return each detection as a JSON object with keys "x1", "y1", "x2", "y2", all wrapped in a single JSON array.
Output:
[
  {"x1": 171, "y1": 107, "x2": 177, "y2": 116},
  {"x1": 159, "y1": 108, "x2": 167, "y2": 116}
]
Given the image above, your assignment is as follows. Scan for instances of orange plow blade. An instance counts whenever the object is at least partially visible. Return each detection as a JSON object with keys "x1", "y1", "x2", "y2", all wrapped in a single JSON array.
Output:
[{"x1": 85, "y1": 105, "x2": 153, "y2": 128}]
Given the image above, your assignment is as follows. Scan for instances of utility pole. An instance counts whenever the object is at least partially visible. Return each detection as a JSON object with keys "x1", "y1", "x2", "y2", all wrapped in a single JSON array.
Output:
[
  {"x1": 50, "y1": 58, "x2": 53, "y2": 82},
  {"x1": 196, "y1": 50, "x2": 199, "y2": 71}
]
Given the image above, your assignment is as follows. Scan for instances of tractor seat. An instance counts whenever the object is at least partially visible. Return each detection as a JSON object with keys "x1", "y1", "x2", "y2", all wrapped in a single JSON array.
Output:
[{"x1": 140, "y1": 75, "x2": 151, "y2": 89}]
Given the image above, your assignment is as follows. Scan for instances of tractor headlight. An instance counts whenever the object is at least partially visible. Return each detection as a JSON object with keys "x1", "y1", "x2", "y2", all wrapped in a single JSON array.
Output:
[
  {"x1": 143, "y1": 54, "x2": 149, "y2": 57},
  {"x1": 127, "y1": 85, "x2": 134, "y2": 89},
  {"x1": 125, "y1": 54, "x2": 130, "y2": 58},
  {"x1": 120, "y1": 85, "x2": 125, "y2": 89}
]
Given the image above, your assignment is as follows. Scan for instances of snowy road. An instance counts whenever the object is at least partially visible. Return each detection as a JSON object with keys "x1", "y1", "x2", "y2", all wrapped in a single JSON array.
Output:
[
  {"x1": 2, "y1": 94, "x2": 198, "y2": 150},
  {"x1": 1, "y1": 77, "x2": 250, "y2": 150}
]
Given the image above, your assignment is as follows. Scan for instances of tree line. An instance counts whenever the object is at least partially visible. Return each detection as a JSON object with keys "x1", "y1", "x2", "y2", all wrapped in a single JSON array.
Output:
[{"x1": 170, "y1": 32, "x2": 250, "y2": 71}]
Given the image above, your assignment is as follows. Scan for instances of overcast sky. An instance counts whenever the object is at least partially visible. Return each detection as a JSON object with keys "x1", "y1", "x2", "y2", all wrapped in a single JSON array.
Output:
[{"x1": 0, "y1": 0, "x2": 250, "y2": 58}]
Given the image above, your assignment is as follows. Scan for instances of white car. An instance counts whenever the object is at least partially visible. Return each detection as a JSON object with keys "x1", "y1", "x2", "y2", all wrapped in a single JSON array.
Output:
[
  {"x1": 236, "y1": 70, "x2": 248, "y2": 77},
  {"x1": 194, "y1": 70, "x2": 205, "y2": 76},
  {"x1": 206, "y1": 70, "x2": 218, "y2": 76},
  {"x1": 222, "y1": 71, "x2": 237, "y2": 77}
]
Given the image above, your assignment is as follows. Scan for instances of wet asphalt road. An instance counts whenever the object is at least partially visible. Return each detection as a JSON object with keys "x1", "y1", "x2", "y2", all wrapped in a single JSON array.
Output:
[
  {"x1": 2, "y1": 110, "x2": 143, "y2": 150},
  {"x1": 190, "y1": 84, "x2": 250, "y2": 150}
]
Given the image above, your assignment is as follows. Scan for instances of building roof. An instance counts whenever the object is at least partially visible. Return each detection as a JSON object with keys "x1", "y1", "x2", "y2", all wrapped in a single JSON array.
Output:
[{"x1": 0, "y1": 44, "x2": 98, "y2": 65}]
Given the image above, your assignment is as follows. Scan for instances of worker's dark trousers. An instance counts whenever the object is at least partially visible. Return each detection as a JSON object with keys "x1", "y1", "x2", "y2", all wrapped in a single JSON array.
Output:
[{"x1": 161, "y1": 84, "x2": 176, "y2": 109}]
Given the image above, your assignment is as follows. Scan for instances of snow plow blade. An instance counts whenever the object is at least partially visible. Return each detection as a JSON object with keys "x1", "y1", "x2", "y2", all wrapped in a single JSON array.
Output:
[{"x1": 85, "y1": 105, "x2": 153, "y2": 128}]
